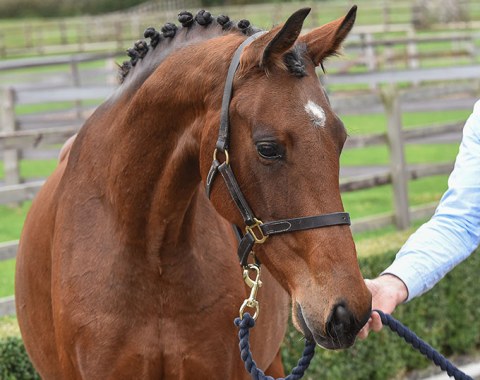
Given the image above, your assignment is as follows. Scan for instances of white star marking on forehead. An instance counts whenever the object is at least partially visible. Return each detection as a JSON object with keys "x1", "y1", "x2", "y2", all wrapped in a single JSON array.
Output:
[{"x1": 304, "y1": 100, "x2": 326, "y2": 128}]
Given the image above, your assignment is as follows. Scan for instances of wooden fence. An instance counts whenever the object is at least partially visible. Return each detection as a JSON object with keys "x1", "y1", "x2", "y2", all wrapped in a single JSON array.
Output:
[
  {"x1": 0, "y1": 54, "x2": 479, "y2": 315},
  {"x1": 326, "y1": 65, "x2": 479, "y2": 232},
  {"x1": 0, "y1": 53, "x2": 118, "y2": 188},
  {"x1": 2, "y1": 24, "x2": 478, "y2": 68},
  {"x1": 1, "y1": 0, "x2": 480, "y2": 66},
  {"x1": 0, "y1": 60, "x2": 478, "y2": 227}
]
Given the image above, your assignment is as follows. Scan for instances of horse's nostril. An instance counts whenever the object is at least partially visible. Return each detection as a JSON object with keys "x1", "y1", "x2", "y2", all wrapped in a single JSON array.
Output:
[
  {"x1": 327, "y1": 303, "x2": 354, "y2": 337},
  {"x1": 334, "y1": 304, "x2": 350, "y2": 326}
]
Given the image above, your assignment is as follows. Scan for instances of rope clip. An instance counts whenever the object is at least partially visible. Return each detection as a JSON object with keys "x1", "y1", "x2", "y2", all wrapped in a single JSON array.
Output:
[{"x1": 239, "y1": 264, "x2": 262, "y2": 320}]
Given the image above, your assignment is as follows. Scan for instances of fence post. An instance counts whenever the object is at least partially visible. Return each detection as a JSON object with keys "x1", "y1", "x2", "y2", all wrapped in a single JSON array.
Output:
[
  {"x1": 381, "y1": 84, "x2": 410, "y2": 230},
  {"x1": 24, "y1": 23, "x2": 33, "y2": 48},
  {"x1": 363, "y1": 33, "x2": 377, "y2": 72},
  {"x1": 382, "y1": 0, "x2": 390, "y2": 27},
  {"x1": 407, "y1": 29, "x2": 419, "y2": 70},
  {"x1": 70, "y1": 60, "x2": 83, "y2": 120},
  {"x1": 466, "y1": 35, "x2": 476, "y2": 63},
  {"x1": 36, "y1": 26, "x2": 44, "y2": 56},
  {"x1": 0, "y1": 87, "x2": 21, "y2": 189},
  {"x1": 59, "y1": 19, "x2": 68, "y2": 45},
  {"x1": 384, "y1": 42, "x2": 395, "y2": 70},
  {"x1": 77, "y1": 24, "x2": 84, "y2": 52}
]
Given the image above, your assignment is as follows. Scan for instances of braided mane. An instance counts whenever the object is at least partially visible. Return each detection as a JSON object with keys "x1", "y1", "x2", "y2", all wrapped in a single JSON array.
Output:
[{"x1": 118, "y1": 10, "x2": 262, "y2": 84}]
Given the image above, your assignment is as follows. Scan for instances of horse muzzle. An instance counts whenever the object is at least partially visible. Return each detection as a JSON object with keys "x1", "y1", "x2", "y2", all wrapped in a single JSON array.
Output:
[{"x1": 294, "y1": 301, "x2": 370, "y2": 350}]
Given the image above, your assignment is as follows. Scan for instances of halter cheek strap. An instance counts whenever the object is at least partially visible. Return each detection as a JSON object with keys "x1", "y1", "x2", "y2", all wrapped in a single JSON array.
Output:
[
  {"x1": 206, "y1": 31, "x2": 267, "y2": 200},
  {"x1": 206, "y1": 31, "x2": 352, "y2": 267}
]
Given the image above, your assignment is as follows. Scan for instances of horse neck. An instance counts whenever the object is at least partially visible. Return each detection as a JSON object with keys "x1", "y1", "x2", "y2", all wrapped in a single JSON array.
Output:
[{"x1": 98, "y1": 35, "x2": 240, "y2": 250}]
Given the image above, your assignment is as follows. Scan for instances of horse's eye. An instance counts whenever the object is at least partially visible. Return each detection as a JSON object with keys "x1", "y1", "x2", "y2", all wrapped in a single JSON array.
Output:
[{"x1": 256, "y1": 142, "x2": 282, "y2": 160}]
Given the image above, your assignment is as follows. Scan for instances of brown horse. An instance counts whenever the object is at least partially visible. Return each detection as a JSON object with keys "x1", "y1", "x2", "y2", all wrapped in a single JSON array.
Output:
[{"x1": 16, "y1": 7, "x2": 371, "y2": 379}]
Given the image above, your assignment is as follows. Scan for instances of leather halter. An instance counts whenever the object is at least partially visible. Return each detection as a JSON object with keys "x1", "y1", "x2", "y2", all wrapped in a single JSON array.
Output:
[{"x1": 206, "y1": 32, "x2": 351, "y2": 267}]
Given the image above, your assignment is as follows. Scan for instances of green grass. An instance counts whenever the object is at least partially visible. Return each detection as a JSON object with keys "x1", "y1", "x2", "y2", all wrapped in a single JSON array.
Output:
[
  {"x1": 0, "y1": 202, "x2": 31, "y2": 242},
  {"x1": 15, "y1": 101, "x2": 82, "y2": 115},
  {"x1": 342, "y1": 175, "x2": 448, "y2": 220},
  {"x1": 341, "y1": 143, "x2": 459, "y2": 166},
  {"x1": 343, "y1": 109, "x2": 470, "y2": 135},
  {"x1": 0, "y1": 259, "x2": 15, "y2": 297},
  {"x1": 0, "y1": 203, "x2": 30, "y2": 298},
  {"x1": 0, "y1": 160, "x2": 57, "y2": 180},
  {"x1": 355, "y1": 218, "x2": 428, "y2": 257},
  {"x1": 0, "y1": 316, "x2": 19, "y2": 338}
]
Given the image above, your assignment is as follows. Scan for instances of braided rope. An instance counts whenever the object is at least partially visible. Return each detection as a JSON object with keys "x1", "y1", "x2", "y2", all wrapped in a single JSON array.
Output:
[
  {"x1": 235, "y1": 311, "x2": 473, "y2": 380},
  {"x1": 234, "y1": 313, "x2": 316, "y2": 380},
  {"x1": 375, "y1": 310, "x2": 473, "y2": 380}
]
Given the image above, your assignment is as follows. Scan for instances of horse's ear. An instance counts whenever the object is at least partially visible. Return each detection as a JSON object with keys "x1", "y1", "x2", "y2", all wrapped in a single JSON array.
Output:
[
  {"x1": 239, "y1": 8, "x2": 310, "y2": 73},
  {"x1": 261, "y1": 8, "x2": 310, "y2": 69},
  {"x1": 299, "y1": 5, "x2": 357, "y2": 67}
]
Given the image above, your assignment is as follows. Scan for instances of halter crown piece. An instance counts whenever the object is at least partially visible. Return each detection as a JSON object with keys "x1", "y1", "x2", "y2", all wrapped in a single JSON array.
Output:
[{"x1": 206, "y1": 31, "x2": 351, "y2": 268}]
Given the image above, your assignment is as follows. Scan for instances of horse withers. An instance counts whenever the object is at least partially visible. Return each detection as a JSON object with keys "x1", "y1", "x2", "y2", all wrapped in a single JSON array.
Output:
[{"x1": 16, "y1": 6, "x2": 371, "y2": 379}]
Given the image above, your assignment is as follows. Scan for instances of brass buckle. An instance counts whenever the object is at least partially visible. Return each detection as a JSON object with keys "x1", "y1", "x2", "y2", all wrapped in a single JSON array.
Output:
[
  {"x1": 239, "y1": 264, "x2": 262, "y2": 320},
  {"x1": 213, "y1": 148, "x2": 230, "y2": 165},
  {"x1": 245, "y1": 218, "x2": 268, "y2": 244}
]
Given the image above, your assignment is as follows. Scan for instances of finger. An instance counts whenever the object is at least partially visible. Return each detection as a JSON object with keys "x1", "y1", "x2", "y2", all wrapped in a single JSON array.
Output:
[
  {"x1": 357, "y1": 325, "x2": 369, "y2": 340},
  {"x1": 370, "y1": 312, "x2": 383, "y2": 332},
  {"x1": 357, "y1": 317, "x2": 372, "y2": 340}
]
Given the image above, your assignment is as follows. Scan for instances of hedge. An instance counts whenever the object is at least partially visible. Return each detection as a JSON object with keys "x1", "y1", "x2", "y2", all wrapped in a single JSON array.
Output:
[
  {"x1": 0, "y1": 337, "x2": 39, "y2": 380},
  {"x1": 1, "y1": 248, "x2": 479, "y2": 379}
]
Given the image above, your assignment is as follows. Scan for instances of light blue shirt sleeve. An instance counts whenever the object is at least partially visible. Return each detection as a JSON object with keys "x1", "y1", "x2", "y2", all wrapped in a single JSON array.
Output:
[{"x1": 383, "y1": 99, "x2": 480, "y2": 302}]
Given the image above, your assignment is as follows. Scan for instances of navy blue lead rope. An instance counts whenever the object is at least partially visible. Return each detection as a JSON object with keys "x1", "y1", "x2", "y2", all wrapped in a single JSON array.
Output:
[
  {"x1": 234, "y1": 313, "x2": 316, "y2": 380},
  {"x1": 235, "y1": 311, "x2": 473, "y2": 380},
  {"x1": 375, "y1": 310, "x2": 473, "y2": 380}
]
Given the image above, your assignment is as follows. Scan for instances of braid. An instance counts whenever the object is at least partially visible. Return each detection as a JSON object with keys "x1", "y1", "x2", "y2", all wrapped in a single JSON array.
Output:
[
  {"x1": 126, "y1": 48, "x2": 139, "y2": 66},
  {"x1": 144, "y1": 27, "x2": 162, "y2": 48},
  {"x1": 178, "y1": 11, "x2": 194, "y2": 27},
  {"x1": 119, "y1": 10, "x2": 265, "y2": 83},
  {"x1": 217, "y1": 15, "x2": 233, "y2": 30},
  {"x1": 237, "y1": 19, "x2": 253, "y2": 35},
  {"x1": 161, "y1": 23, "x2": 178, "y2": 38},
  {"x1": 195, "y1": 10, "x2": 213, "y2": 26},
  {"x1": 134, "y1": 40, "x2": 148, "y2": 59}
]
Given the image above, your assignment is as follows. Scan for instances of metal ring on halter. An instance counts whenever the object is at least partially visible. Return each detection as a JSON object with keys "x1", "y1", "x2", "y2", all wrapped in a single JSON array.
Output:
[
  {"x1": 213, "y1": 148, "x2": 229, "y2": 165},
  {"x1": 245, "y1": 217, "x2": 268, "y2": 244}
]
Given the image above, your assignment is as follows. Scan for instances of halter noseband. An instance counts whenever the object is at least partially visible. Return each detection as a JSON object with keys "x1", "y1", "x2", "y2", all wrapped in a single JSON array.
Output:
[{"x1": 206, "y1": 32, "x2": 351, "y2": 267}]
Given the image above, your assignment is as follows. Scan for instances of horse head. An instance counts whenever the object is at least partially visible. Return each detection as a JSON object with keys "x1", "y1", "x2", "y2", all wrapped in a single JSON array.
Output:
[{"x1": 200, "y1": 6, "x2": 371, "y2": 349}]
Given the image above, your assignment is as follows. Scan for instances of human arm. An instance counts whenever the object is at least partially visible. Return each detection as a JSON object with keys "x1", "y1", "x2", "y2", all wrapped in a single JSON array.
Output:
[
  {"x1": 386, "y1": 100, "x2": 480, "y2": 301},
  {"x1": 359, "y1": 100, "x2": 480, "y2": 338}
]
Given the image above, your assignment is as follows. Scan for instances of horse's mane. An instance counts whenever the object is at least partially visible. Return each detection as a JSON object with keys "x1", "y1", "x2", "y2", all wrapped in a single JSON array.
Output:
[
  {"x1": 118, "y1": 9, "x2": 307, "y2": 87},
  {"x1": 118, "y1": 10, "x2": 263, "y2": 85}
]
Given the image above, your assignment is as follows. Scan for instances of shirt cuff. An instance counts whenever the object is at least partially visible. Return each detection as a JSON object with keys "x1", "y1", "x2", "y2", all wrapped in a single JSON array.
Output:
[{"x1": 381, "y1": 256, "x2": 426, "y2": 302}]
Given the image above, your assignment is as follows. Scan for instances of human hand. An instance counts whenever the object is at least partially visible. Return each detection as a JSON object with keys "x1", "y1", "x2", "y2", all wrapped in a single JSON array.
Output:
[{"x1": 357, "y1": 274, "x2": 408, "y2": 339}]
